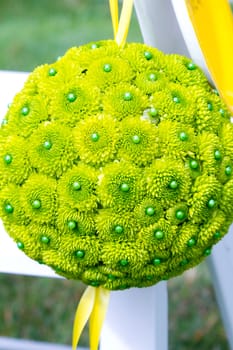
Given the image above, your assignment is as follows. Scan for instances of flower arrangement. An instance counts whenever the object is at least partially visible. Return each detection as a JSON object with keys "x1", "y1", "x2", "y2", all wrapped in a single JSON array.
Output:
[
  {"x1": 1, "y1": 0, "x2": 233, "y2": 348},
  {"x1": 1, "y1": 39, "x2": 232, "y2": 291}
]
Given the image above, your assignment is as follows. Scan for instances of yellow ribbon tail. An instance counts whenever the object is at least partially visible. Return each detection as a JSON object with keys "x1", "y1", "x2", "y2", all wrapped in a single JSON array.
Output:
[
  {"x1": 89, "y1": 287, "x2": 111, "y2": 350},
  {"x1": 72, "y1": 286, "x2": 96, "y2": 350},
  {"x1": 185, "y1": 0, "x2": 233, "y2": 113},
  {"x1": 72, "y1": 286, "x2": 110, "y2": 350}
]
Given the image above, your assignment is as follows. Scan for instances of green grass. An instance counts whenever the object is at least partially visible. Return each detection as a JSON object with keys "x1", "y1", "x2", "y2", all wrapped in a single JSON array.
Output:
[
  {"x1": 0, "y1": 274, "x2": 88, "y2": 346},
  {"x1": 0, "y1": 0, "x2": 230, "y2": 349},
  {"x1": 0, "y1": 264, "x2": 229, "y2": 349},
  {"x1": 0, "y1": 0, "x2": 142, "y2": 71},
  {"x1": 168, "y1": 263, "x2": 229, "y2": 350}
]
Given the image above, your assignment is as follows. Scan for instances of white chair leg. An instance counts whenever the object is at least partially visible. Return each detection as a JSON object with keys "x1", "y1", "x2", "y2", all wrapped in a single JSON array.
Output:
[
  {"x1": 207, "y1": 225, "x2": 233, "y2": 350},
  {"x1": 100, "y1": 282, "x2": 168, "y2": 350}
]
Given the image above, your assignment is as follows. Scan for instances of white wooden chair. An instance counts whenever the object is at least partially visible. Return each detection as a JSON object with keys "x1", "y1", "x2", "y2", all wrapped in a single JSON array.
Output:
[
  {"x1": 135, "y1": 1, "x2": 233, "y2": 349},
  {"x1": 0, "y1": 1, "x2": 232, "y2": 349}
]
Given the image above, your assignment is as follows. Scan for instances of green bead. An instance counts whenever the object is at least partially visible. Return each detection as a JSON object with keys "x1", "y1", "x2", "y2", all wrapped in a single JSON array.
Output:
[
  {"x1": 169, "y1": 180, "x2": 178, "y2": 190},
  {"x1": 145, "y1": 206, "x2": 155, "y2": 216},
  {"x1": 132, "y1": 135, "x2": 141, "y2": 144},
  {"x1": 187, "y1": 238, "x2": 196, "y2": 247},
  {"x1": 21, "y1": 106, "x2": 29, "y2": 116},
  {"x1": 91, "y1": 43, "x2": 99, "y2": 49},
  {"x1": 189, "y1": 159, "x2": 199, "y2": 169},
  {"x1": 154, "y1": 230, "x2": 164, "y2": 240},
  {"x1": 108, "y1": 274, "x2": 116, "y2": 280},
  {"x1": 119, "y1": 284, "x2": 128, "y2": 290},
  {"x1": 75, "y1": 250, "x2": 85, "y2": 259},
  {"x1": 225, "y1": 166, "x2": 232, "y2": 176},
  {"x1": 40, "y1": 236, "x2": 50, "y2": 244},
  {"x1": 73, "y1": 181, "x2": 81, "y2": 190},
  {"x1": 148, "y1": 73, "x2": 157, "y2": 81},
  {"x1": 120, "y1": 183, "x2": 130, "y2": 192},
  {"x1": 146, "y1": 275, "x2": 154, "y2": 281},
  {"x1": 219, "y1": 108, "x2": 225, "y2": 116},
  {"x1": 67, "y1": 220, "x2": 77, "y2": 230},
  {"x1": 48, "y1": 68, "x2": 57, "y2": 76},
  {"x1": 32, "y1": 200, "x2": 41, "y2": 209},
  {"x1": 175, "y1": 210, "x2": 186, "y2": 220},
  {"x1": 91, "y1": 132, "x2": 99, "y2": 142},
  {"x1": 119, "y1": 259, "x2": 129, "y2": 266},
  {"x1": 212, "y1": 89, "x2": 219, "y2": 95},
  {"x1": 179, "y1": 132, "x2": 188, "y2": 141},
  {"x1": 1, "y1": 119, "x2": 8, "y2": 126},
  {"x1": 90, "y1": 281, "x2": 100, "y2": 287},
  {"x1": 153, "y1": 258, "x2": 161, "y2": 266},
  {"x1": 144, "y1": 51, "x2": 153, "y2": 60},
  {"x1": 173, "y1": 96, "x2": 180, "y2": 103},
  {"x1": 180, "y1": 259, "x2": 189, "y2": 266},
  {"x1": 123, "y1": 92, "x2": 133, "y2": 101},
  {"x1": 214, "y1": 150, "x2": 222, "y2": 160},
  {"x1": 4, "y1": 154, "x2": 12, "y2": 165},
  {"x1": 187, "y1": 62, "x2": 196, "y2": 70},
  {"x1": 43, "y1": 141, "x2": 52, "y2": 150},
  {"x1": 207, "y1": 198, "x2": 216, "y2": 209},
  {"x1": 103, "y1": 64, "x2": 112, "y2": 72},
  {"x1": 17, "y1": 241, "x2": 24, "y2": 250},
  {"x1": 149, "y1": 107, "x2": 158, "y2": 117},
  {"x1": 213, "y1": 231, "x2": 221, "y2": 239},
  {"x1": 67, "y1": 92, "x2": 77, "y2": 102},
  {"x1": 207, "y1": 102, "x2": 213, "y2": 111},
  {"x1": 4, "y1": 204, "x2": 14, "y2": 214},
  {"x1": 204, "y1": 248, "x2": 212, "y2": 256},
  {"x1": 114, "y1": 225, "x2": 124, "y2": 234}
]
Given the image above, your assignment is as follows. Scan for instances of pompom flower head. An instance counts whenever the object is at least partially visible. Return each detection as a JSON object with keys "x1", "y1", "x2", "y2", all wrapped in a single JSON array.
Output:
[{"x1": 1, "y1": 39, "x2": 233, "y2": 291}]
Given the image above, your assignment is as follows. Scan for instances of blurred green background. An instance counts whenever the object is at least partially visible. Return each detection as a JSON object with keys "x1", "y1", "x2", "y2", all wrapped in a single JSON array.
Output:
[{"x1": 0, "y1": 1, "x2": 230, "y2": 349}]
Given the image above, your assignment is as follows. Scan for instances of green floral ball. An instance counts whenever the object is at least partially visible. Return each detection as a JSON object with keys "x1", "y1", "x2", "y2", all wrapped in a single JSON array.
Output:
[{"x1": 1, "y1": 40, "x2": 233, "y2": 290}]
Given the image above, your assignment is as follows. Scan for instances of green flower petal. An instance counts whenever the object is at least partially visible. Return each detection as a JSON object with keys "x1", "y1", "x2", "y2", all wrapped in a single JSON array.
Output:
[
  {"x1": 117, "y1": 117, "x2": 159, "y2": 165},
  {"x1": 29, "y1": 122, "x2": 77, "y2": 177},
  {"x1": 103, "y1": 83, "x2": 148, "y2": 120},
  {"x1": 20, "y1": 174, "x2": 57, "y2": 224},
  {"x1": 0, "y1": 135, "x2": 31, "y2": 185},
  {"x1": 73, "y1": 115, "x2": 119, "y2": 166},
  {"x1": 145, "y1": 158, "x2": 192, "y2": 207},
  {"x1": 58, "y1": 163, "x2": 98, "y2": 211},
  {"x1": 97, "y1": 162, "x2": 142, "y2": 210}
]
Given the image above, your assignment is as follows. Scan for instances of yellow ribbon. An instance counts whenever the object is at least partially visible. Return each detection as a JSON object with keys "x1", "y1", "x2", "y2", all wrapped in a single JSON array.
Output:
[
  {"x1": 109, "y1": 0, "x2": 119, "y2": 38},
  {"x1": 109, "y1": 0, "x2": 134, "y2": 47},
  {"x1": 72, "y1": 286, "x2": 110, "y2": 350},
  {"x1": 72, "y1": 2, "x2": 133, "y2": 349},
  {"x1": 185, "y1": 0, "x2": 233, "y2": 113}
]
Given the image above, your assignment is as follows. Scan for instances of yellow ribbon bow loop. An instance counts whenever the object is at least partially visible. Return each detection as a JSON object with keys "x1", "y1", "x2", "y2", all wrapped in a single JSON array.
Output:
[
  {"x1": 185, "y1": 0, "x2": 233, "y2": 113},
  {"x1": 109, "y1": 0, "x2": 134, "y2": 47}
]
